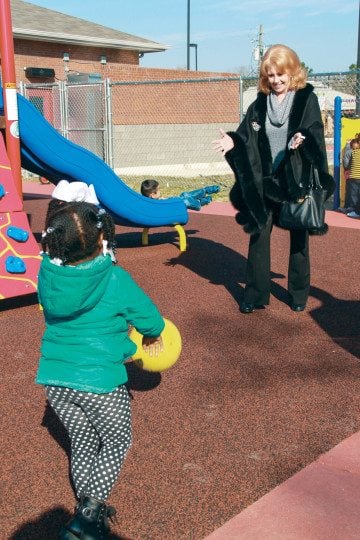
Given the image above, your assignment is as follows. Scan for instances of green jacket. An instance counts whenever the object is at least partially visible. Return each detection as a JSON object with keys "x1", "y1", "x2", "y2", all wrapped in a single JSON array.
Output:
[{"x1": 36, "y1": 254, "x2": 165, "y2": 393}]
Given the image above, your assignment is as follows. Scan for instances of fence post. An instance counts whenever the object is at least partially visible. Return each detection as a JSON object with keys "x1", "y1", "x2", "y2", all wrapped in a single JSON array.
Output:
[
  {"x1": 104, "y1": 78, "x2": 113, "y2": 168},
  {"x1": 239, "y1": 75, "x2": 243, "y2": 123},
  {"x1": 18, "y1": 80, "x2": 24, "y2": 96},
  {"x1": 59, "y1": 80, "x2": 68, "y2": 139},
  {"x1": 333, "y1": 96, "x2": 342, "y2": 209}
]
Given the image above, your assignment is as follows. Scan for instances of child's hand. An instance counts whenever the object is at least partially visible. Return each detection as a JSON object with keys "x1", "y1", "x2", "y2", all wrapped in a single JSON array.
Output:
[{"x1": 142, "y1": 335, "x2": 164, "y2": 357}]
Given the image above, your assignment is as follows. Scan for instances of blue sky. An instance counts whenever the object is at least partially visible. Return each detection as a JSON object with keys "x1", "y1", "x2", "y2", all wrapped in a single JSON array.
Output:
[{"x1": 28, "y1": 0, "x2": 359, "y2": 74}]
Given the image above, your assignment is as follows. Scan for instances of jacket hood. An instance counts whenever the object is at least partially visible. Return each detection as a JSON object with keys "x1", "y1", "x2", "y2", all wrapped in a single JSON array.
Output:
[{"x1": 38, "y1": 254, "x2": 113, "y2": 319}]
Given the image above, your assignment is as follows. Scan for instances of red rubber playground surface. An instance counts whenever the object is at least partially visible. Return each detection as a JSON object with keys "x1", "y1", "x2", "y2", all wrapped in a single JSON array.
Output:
[{"x1": 1, "y1": 183, "x2": 360, "y2": 539}]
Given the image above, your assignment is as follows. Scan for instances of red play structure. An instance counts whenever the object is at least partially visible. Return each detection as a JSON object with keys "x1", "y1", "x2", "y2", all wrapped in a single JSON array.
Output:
[{"x1": 0, "y1": 0, "x2": 40, "y2": 300}]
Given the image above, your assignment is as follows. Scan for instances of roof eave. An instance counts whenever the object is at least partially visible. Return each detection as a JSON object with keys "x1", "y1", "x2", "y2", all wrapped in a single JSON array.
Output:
[{"x1": 13, "y1": 29, "x2": 168, "y2": 53}]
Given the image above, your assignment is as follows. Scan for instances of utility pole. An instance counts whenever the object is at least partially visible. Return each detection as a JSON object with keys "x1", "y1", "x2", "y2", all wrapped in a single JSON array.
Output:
[
  {"x1": 252, "y1": 25, "x2": 265, "y2": 74},
  {"x1": 258, "y1": 24, "x2": 264, "y2": 71}
]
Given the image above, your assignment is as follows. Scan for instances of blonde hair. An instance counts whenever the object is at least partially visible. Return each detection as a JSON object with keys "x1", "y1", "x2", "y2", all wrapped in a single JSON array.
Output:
[{"x1": 258, "y1": 44, "x2": 307, "y2": 94}]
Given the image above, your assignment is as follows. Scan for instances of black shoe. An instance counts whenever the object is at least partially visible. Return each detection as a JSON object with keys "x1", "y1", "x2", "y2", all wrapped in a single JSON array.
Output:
[
  {"x1": 60, "y1": 495, "x2": 114, "y2": 540},
  {"x1": 336, "y1": 207, "x2": 354, "y2": 214},
  {"x1": 291, "y1": 303, "x2": 306, "y2": 312},
  {"x1": 240, "y1": 302, "x2": 265, "y2": 314}
]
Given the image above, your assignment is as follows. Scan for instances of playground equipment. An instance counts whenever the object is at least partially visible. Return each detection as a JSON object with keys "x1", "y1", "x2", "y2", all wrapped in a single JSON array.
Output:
[
  {"x1": 129, "y1": 318, "x2": 182, "y2": 372},
  {"x1": 14, "y1": 92, "x2": 189, "y2": 251},
  {"x1": 0, "y1": 0, "x2": 188, "y2": 301},
  {"x1": 0, "y1": 0, "x2": 41, "y2": 300},
  {"x1": 0, "y1": 131, "x2": 41, "y2": 299}
]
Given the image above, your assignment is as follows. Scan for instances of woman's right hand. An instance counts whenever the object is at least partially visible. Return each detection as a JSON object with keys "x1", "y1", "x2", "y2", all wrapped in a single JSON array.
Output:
[{"x1": 213, "y1": 128, "x2": 234, "y2": 156}]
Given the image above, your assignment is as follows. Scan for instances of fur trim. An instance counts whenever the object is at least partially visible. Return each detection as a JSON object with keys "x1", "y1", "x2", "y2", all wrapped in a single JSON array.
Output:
[
  {"x1": 226, "y1": 84, "x2": 333, "y2": 235},
  {"x1": 227, "y1": 132, "x2": 269, "y2": 234}
]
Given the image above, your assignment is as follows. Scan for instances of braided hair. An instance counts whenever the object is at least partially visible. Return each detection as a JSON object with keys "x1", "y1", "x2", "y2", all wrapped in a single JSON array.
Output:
[{"x1": 41, "y1": 201, "x2": 116, "y2": 265}]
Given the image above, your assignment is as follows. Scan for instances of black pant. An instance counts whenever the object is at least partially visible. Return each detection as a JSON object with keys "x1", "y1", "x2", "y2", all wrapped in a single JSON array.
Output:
[{"x1": 243, "y1": 212, "x2": 310, "y2": 306}]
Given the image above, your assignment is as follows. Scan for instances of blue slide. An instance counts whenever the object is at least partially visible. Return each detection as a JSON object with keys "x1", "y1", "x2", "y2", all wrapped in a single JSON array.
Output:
[{"x1": 2, "y1": 91, "x2": 189, "y2": 228}]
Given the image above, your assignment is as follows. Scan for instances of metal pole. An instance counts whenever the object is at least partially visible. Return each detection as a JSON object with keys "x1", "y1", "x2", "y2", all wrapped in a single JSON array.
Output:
[
  {"x1": 105, "y1": 78, "x2": 114, "y2": 168},
  {"x1": 190, "y1": 43, "x2": 198, "y2": 71},
  {"x1": 239, "y1": 76, "x2": 243, "y2": 123},
  {"x1": 187, "y1": 0, "x2": 190, "y2": 70},
  {"x1": 333, "y1": 96, "x2": 342, "y2": 209},
  {"x1": 0, "y1": 0, "x2": 23, "y2": 198},
  {"x1": 356, "y1": 0, "x2": 360, "y2": 116}
]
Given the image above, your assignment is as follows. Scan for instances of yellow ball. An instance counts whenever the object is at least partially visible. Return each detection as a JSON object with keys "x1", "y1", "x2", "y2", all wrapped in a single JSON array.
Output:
[{"x1": 129, "y1": 318, "x2": 182, "y2": 372}]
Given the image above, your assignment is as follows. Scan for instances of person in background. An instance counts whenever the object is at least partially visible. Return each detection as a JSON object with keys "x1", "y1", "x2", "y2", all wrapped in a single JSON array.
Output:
[
  {"x1": 341, "y1": 136, "x2": 360, "y2": 218},
  {"x1": 36, "y1": 201, "x2": 165, "y2": 539},
  {"x1": 140, "y1": 178, "x2": 220, "y2": 211},
  {"x1": 213, "y1": 44, "x2": 334, "y2": 314}
]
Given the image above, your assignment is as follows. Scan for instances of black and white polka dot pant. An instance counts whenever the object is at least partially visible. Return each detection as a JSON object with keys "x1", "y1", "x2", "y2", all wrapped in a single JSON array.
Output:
[{"x1": 46, "y1": 384, "x2": 132, "y2": 502}]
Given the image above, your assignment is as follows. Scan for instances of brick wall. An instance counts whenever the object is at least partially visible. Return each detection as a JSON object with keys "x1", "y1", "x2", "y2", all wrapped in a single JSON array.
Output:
[
  {"x1": 14, "y1": 39, "x2": 139, "y2": 83},
  {"x1": 13, "y1": 39, "x2": 239, "y2": 125},
  {"x1": 111, "y1": 76, "x2": 239, "y2": 125}
]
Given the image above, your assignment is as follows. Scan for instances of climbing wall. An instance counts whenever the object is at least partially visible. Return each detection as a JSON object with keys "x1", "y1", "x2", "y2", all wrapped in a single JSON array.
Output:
[{"x1": 0, "y1": 133, "x2": 41, "y2": 300}]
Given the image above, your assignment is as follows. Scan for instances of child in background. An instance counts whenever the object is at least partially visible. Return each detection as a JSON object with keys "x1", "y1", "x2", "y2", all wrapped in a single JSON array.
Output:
[
  {"x1": 36, "y1": 201, "x2": 165, "y2": 539},
  {"x1": 140, "y1": 178, "x2": 220, "y2": 211},
  {"x1": 341, "y1": 136, "x2": 360, "y2": 216}
]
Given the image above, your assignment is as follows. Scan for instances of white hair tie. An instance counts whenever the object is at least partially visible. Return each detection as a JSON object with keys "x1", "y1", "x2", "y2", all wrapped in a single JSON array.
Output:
[{"x1": 102, "y1": 240, "x2": 116, "y2": 263}]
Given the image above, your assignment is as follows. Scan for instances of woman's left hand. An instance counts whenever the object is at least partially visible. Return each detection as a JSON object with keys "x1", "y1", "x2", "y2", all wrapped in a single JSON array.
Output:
[
  {"x1": 213, "y1": 128, "x2": 234, "y2": 155},
  {"x1": 289, "y1": 132, "x2": 306, "y2": 150}
]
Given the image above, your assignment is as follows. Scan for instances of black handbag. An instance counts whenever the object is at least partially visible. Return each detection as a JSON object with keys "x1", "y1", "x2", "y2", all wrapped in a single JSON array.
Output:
[{"x1": 279, "y1": 165, "x2": 326, "y2": 230}]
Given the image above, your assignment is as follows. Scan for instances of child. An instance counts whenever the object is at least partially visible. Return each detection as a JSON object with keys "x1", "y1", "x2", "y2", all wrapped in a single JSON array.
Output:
[
  {"x1": 340, "y1": 137, "x2": 360, "y2": 215},
  {"x1": 36, "y1": 201, "x2": 165, "y2": 539},
  {"x1": 140, "y1": 178, "x2": 220, "y2": 211}
]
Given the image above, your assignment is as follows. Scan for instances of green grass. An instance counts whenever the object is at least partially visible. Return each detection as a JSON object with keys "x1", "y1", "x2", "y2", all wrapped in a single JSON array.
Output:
[
  {"x1": 23, "y1": 172, "x2": 234, "y2": 202},
  {"x1": 121, "y1": 174, "x2": 234, "y2": 202}
]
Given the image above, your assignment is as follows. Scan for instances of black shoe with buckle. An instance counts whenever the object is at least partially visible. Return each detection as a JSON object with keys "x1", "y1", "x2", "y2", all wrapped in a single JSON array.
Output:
[
  {"x1": 59, "y1": 495, "x2": 115, "y2": 540},
  {"x1": 240, "y1": 302, "x2": 265, "y2": 314}
]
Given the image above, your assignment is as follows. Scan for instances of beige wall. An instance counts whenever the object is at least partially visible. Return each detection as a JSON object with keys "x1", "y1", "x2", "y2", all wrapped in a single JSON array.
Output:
[{"x1": 113, "y1": 122, "x2": 237, "y2": 174}]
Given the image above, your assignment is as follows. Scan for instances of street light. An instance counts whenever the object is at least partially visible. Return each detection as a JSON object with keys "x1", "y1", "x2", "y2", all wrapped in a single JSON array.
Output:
[{"x1": 189, "y1": 43, "x2": 198, "y2": 71}]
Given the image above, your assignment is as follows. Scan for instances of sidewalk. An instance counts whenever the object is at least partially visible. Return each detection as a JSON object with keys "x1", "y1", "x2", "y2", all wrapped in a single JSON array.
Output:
[{"x1": 205, "y1": 431, "x2": 360, "y2": 539}]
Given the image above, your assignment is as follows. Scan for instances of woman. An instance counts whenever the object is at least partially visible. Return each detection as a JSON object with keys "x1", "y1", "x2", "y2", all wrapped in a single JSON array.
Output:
[{"x1": 214, "y1": 44, "x2": 334, "y2": 313}]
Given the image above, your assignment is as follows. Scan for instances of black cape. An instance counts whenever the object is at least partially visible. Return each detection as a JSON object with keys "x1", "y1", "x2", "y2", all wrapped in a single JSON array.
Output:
[{"x1": 226, "y1": 84, "x2": 335, "y2": 235}]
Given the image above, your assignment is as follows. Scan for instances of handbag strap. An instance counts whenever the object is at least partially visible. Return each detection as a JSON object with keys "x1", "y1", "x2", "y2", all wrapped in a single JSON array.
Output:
[{"x1": 309, "y1": 164, "x2": 322, "y2": 189}]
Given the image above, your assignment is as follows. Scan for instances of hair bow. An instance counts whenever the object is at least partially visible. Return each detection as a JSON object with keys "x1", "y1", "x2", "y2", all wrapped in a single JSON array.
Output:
[{"x1": 52, "y1": 180, "x2": 100, "y2": 205}]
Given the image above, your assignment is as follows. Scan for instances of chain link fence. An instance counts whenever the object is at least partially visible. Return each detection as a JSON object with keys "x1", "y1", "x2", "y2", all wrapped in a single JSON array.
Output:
[
  {"x1": 19, "y1": 71, "x2": 360, "y2": 199},
  {"x1": 241, "y1": 73, "x2": 360, "y2": 126},
  {"x1": 109, "y1": 76, "x2": 240, "y2": 197}
]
